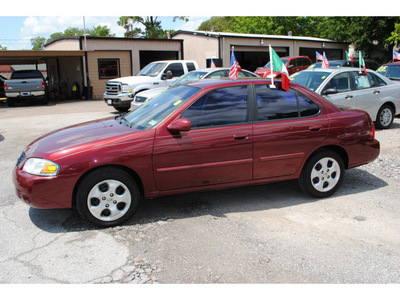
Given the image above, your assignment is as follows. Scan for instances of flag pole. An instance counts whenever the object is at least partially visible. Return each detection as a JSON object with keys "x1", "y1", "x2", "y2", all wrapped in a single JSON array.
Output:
[{"x1": 269, "y1": 44, "x2": 276, "y2": 88}]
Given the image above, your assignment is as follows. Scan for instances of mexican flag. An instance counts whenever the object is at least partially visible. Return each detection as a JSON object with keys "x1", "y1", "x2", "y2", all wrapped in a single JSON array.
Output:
[
  {"x1": 359, "y1": 52, "x2": 367, "y2": 75},
  {"x1": 346, "y1": 51, "x2": 354, "y2": 62},
  {"x1": 269, "y1": 45, "x2": 290, "y2": 91}
]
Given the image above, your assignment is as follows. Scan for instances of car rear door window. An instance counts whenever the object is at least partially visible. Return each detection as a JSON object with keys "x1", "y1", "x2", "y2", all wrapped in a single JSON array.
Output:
[
  {"x1": 182, "y1": 85, "x2": 248, "y2": 129},
  {"x1": 186, "y1": 62, "x2": 196, "y2": 72},
  {"x1": 353, "y1": 72, "x2": 377, "y2": 89},
  {"x1": 255, "y1": 85, "x2": 320, "y2": 121}
]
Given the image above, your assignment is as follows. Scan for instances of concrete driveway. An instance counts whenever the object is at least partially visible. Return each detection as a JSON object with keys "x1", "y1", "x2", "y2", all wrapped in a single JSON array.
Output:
[{"x1": 1, "y1": 99, "x2": 399, "y2": 285}]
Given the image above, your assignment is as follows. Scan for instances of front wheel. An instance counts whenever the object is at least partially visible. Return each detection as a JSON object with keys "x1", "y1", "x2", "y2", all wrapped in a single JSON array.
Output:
[
  {"x1": 298, "y1": 150, "x2": 345, "y2": 198},
  {"x1": 375, "y1": 104, "x2": 394, "y2": 129},
  {"x1": 76, "y1": 168, "x2": 140, "y2": 227}
]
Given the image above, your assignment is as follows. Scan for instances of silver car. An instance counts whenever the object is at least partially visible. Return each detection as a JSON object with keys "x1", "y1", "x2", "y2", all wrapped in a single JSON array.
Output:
[
  {"x1": 130, "y1": 68, "x2": 258, "y2": 111},
  {"x1": 290, "y1": 67, "x2": 400, "y2": 129}
]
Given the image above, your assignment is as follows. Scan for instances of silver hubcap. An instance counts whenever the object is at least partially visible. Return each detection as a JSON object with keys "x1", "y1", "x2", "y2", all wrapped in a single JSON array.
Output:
[
  {"x1": 310, "y1": 157, "x2": 341, "y2": 192},
  {"x1": 380, "y1": 108, "x2": 392, "y2": 127},
  {"x1": 87, "y1": 179, "x2": 131, "y2": 222}
]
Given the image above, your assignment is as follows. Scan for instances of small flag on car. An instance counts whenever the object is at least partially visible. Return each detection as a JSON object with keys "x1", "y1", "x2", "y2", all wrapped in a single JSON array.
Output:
[{"x1": 229, "y1": 47, "x2": 241, "y2": 79}]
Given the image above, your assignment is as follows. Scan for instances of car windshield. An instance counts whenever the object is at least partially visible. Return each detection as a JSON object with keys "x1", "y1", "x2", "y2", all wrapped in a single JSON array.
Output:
[
  {"x1": 124, "y1": 85, "x2": 201, "y2": 130},
  {"x1": 376, "y1": 65, "x2": 400, "y2": 80},
  {"x1": 137, "y1": 62, "x2": 167, "y2": 77},
  {"x1": 263, "y1": 59, "x2": 289, "y2": 68},
  {"x1": 169, "y1": 71, "x2": 209, "y2": 88},
  {"x1": 290, "y1": 71, "x2": 330, "y2": 91},
  {"x1": 307, "y1": 61, "x2": 351, "y2": 69}
]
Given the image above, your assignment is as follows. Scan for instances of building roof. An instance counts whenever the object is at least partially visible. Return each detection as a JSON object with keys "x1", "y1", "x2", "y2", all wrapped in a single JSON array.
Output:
[{"x1": 171, "y1": 30, "x2": 348, "y2": 44}]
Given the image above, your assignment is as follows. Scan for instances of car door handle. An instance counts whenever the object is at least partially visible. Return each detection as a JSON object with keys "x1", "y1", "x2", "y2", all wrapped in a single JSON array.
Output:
[
  {"x1": 373, "y1": 90, "x2": 380, "y2": 94},
  {"x1": 345, "y1": 95, "x2": 353, "y2": 99},
  {"x1": 233, "y1": 134, "x2": 249, "y2": 140},
  {"x1": 309, "y1": 126, "x2": 321, "y2": 132}
]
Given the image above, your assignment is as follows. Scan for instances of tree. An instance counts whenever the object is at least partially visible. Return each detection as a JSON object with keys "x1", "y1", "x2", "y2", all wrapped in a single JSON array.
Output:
[
  {"x1": 31, "y1": 37, "x2": 46, "y2": 50},
  {"x1": 118, "y1": 16, "x2": 188, "y2": 39},
  {"x1": 0, "y1": 44, "x2": 7, "y2": 50}
]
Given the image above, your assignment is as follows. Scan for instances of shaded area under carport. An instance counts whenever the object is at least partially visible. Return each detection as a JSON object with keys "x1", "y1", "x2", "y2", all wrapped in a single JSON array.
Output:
[{"x1": 0, "y1": 50, "x2": 88, "y2": 100}]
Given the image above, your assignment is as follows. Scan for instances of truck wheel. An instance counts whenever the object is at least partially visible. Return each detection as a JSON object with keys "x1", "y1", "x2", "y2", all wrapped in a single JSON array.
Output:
[
  {"x1": 115, "y1": 106, "x2": 129, "y2": 112},
  {"x1": 7, "y1": 98, "x2": 15, "y2": 107},
  {"x1": 76, "y1": 167, "x2": 141, "y2": 227}
]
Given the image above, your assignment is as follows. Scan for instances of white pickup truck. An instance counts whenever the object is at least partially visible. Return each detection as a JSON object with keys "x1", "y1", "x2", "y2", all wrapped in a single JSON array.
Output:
[{"x1": 103, "y1": 60, "x2": 199, "y2": 112}]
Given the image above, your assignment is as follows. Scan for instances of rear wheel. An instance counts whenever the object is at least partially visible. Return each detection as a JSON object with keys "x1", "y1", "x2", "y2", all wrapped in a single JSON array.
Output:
[
  {"x1": 76, "y1": 167, "x2": 140, "y2": 227},
  {"x1": 299, "y1": 150, "x2": 345, "y2": 198},
  {"x1": 375, "y1": 104, "x2": 394, "y2": 129}
]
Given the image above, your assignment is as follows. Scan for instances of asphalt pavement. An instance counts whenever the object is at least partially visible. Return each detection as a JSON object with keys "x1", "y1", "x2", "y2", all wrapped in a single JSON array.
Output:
[{"x1": 1, "y1": 99, "x2": 399, "y2": 290}]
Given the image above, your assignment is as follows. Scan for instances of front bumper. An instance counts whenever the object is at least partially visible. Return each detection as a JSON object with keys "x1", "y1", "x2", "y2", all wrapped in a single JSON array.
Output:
[
  {"x1": 103, "y1": 92, "x2": 133, "y2": 107},
  {"x1": 13, "y1": 166, "x2": 78, "y2": 209}
]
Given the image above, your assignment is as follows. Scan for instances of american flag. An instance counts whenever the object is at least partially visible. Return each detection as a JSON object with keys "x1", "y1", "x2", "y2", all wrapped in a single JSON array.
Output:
[
  {"x1": 394, "y1": 50, "x2": 400, "y2": 61},
  {"x1": 322, "y1": 52, "x2": 329, "y2": 69},
  {"x1": 229, "y1": 47, "x2": 241, "y2": 79},
  {"x1": 316, "y1": 51, "x2": 323, "y2": 61},
  {"x1": 210, "y1": 58, "x2": 216, "y2": 68}
]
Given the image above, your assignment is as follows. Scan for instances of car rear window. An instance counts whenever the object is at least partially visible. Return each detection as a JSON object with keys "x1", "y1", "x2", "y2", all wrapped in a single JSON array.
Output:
[{"x1": 10, "y1": 70, "x2": 44, "y2": 79}]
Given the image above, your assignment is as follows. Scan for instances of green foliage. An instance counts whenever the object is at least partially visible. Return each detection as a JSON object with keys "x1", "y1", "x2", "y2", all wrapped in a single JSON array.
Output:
[
  {"x1": 0, "y1": 44, "x2": 7, "y2": 50},
  {"x1": 31, "y1": 37, "x2": 47, "y2": 50},
  {"x1": 118, "y1": 16, "x2": 188, "y2": 38},
  {"x1": 197, "y1": 16, "x2": 400, "y2": 60}
]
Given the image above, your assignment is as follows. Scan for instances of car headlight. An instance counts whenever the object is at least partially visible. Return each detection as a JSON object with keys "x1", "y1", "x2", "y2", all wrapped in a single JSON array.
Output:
[
  {"x1": 121, "y1": 84, "x2": 132, "y2": 93},
  {"x1": 23, "y1": 158, "x2": 60, "y2": 176}
]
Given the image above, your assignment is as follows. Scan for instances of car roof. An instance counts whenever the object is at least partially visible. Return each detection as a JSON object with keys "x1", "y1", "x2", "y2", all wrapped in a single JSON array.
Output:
[
  {"x1": 300, "y1": 67, "x2": 374, "y2": 73},
  {"x1": 382, "y1": 61, "x2": 400, "y2": 66},
  {"x1": 184, "y1": 77, "x2": 293, "y2": 90}
]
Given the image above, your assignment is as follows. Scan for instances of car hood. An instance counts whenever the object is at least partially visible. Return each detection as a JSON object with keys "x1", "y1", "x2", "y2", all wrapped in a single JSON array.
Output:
[
  {"x1": 136, "y1": 87, "x2": 167, "y2": 98},
  {"x1": 108, "y1": 76, "x2": 154, "y2": 85},
  {"x1": 24, "y1": 118, "x2": 142, "y2": 160}
]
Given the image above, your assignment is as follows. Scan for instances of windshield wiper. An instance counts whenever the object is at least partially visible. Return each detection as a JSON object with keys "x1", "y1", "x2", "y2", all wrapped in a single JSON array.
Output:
[{"x1": 116, "y1": 115, "x2": 131, "y2": 128}]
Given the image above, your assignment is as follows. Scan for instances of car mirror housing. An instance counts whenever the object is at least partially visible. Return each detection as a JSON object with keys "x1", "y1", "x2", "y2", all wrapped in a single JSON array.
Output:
[
  {"x1": 162, "y1": 71, "x2": 173, "y2": 80},
  {"x1": 167, "y1": 118, "x2": 192, "y2": 133},
  {"x1": 322, "y1": 88, "x2": 338, "y2": 96}
]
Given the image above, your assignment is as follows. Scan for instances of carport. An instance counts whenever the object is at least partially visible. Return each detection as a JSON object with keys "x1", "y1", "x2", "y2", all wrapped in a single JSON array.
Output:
[{"x1": 0, "y1": 50, "x2": 87, "y2": 100}]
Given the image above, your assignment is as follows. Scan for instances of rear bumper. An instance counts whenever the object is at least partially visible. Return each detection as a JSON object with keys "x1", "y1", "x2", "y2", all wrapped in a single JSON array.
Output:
[
  {"x1": 347, "y1": 139, "x2": 380, "y2": 169},
  {"x1": 6, "y1": 91, "x2": 45, "y2": 98}
]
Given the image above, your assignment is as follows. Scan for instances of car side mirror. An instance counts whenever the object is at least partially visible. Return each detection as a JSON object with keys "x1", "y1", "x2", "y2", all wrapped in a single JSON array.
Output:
[
  {"x1": 322, "y1": 88, "x2": 338, "y2": 95},
  {"x1": 162, "y1": 71, "x2": 173, "y2": 80},
  {"x1": 167, "y1": 118, "x2": 191, "y2": 133}
]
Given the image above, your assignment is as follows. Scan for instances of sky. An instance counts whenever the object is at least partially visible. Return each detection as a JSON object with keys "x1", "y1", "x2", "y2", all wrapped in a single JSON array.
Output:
[{"x1": 0, "y1": 16, "x2": 207, "y2": 50}]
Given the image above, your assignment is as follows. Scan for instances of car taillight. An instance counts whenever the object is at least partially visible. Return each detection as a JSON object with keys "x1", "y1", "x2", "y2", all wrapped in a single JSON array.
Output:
[
  {"x1": 42, "y1": 80, "x2": 45, "y2": 88},
  {"x1": 371, "y1": 122, "x2": 375, "y2": 140},
  {"x1": 4, "y1": 81, "x2": 7, "y2": 90}
]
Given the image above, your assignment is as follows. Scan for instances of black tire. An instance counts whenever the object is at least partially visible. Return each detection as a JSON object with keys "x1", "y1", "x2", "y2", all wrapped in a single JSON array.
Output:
[
  {"x1": 7, "y1": 97, "x2": 14, "y2": 107},
  {"x1": 76, "y1": 167, "x2": 140, "y2": 227},
  {"x1": 114, "y1": 106, "x2": 130, "y2": 112},
  {"x1": 298, "y1": 150, "x2": 345, "y2": 198},
  {"x1": 375, "y1": 104, "x2": 394, "y2": 129}
]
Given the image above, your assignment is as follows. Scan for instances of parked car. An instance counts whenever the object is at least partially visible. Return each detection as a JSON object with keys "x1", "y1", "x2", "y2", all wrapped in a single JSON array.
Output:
[
  {"x1": 376, "y1": 62, "x2": 400, "y2": 81},
  {"x1": 13, "y1": 78, "x2": 379, "y2": 227},
  {"x1": 307, "y1": 60, "x2": 354, "y2": 69},
  {"x1": 130, "y1": 67, "x2": 258, "y2": 110},
  {"x1": 353, "y1": 59, "x2": 380, "y2": 71},
  {"x1": 289, "y1": 67, "x2": 400, "y2": 129},
  {"x1": 4, "y1": 70, "x2": 48, "y2": 107},
  {"x1": 0, "y1": 75, "x2": 6, "y2": 99},
  {"x1": 255, "y1": 56, "x2": 312, "y2": 78},
  {"x1": 103, "y1": 60, "x2": 199, "y2": 112}
]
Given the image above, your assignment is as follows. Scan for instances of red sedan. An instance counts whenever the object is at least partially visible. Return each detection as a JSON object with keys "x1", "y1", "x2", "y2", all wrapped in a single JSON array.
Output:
[{"x1": 13, "y1": 79, "x2": 379, "y2": 227}]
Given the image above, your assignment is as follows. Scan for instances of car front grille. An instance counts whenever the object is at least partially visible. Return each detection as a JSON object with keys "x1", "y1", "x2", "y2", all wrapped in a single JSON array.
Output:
[{"x1": 105, "y1": 82, "x2": 121, "y2": 95}]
